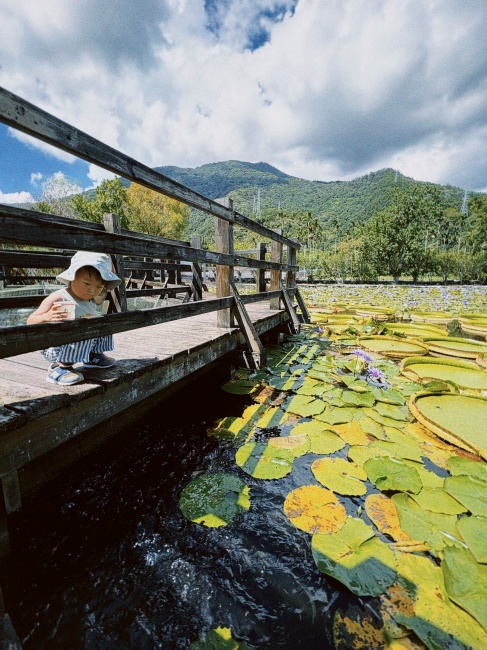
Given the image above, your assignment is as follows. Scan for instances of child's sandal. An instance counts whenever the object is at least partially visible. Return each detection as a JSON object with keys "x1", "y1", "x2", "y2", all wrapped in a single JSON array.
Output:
[{"x1": 46, "y1": 364, "x2": 84, "y2": 385}]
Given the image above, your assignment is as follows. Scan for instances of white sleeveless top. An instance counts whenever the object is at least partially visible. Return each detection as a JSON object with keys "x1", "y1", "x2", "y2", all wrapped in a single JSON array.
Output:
[{"x1": 51, "y1": 287, "x2": 100, "y2": 319}]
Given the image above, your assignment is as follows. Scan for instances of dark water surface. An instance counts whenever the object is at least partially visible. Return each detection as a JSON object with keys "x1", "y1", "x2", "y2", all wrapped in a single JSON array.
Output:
[{"x1": 2, "y1": 363, "x2": 359, "y2": 649}]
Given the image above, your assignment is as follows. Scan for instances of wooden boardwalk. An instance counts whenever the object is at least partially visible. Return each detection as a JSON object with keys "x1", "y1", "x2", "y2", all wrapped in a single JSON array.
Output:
[{"x1": 0, "y1": 301, "x2": 288, "y2": 535}]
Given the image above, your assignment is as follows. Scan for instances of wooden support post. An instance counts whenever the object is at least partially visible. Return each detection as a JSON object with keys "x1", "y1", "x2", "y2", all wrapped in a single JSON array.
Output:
[
  {"x1": 215, "y1": 197, "x2": 234, "y2": 327},
  {"x1": 230, "y1": 281, "x2": 267, "y2": 368},
  {"x1": 0, "y1": 265, "x2": 6, "y2": 289},
  {"x1": 281, "y1": 284, "x2": 301, "y2": 334},
  {"x1": 269, "y1": 228, "x2": 283, "y2": 309},
  {"x1": 286, "y1": 245, "x2": 297, "y2": 290},
  {"x1": 255, "y1": 242, "x2": 266, "y2": 293},
  {"x1": 1, "y1": 470, "x2": 21, "y2": 513},
  {"x1": 103, "y1": 213, "x2": 128, "y2": 312},
  {"x1": 190, "y1": 234, "x2": 204, "y2": 301},
  {"x1": 295, "y1": 287, "x2": 311, "y2": 323}
]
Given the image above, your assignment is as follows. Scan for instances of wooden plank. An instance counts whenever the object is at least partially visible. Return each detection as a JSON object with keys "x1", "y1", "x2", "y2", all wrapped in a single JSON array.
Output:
[
  {"x1": 0, "y1": 87, "x2": 299, "y2": 249},
  {"x1": 215, "y1": 198, "x2": 234, "y2": 328},
  {"x1": 256, "y1": 242, "x2": 267, "y2": 293},
  {"x1": 295, "y1": 286, "x2": 311, "y2": 323},
  {"x1": 270, "y1": 229, "x2": 283, "y2": 309},
  {"x1": 1, "y1": 470, "x2": 21, "y2": 513},
  {"x1": 0, "y1": 250, "x2": 72, "y2": 268},
  {"x1": 280, "y1": 285, "x2": 300, "y2": 335},
  {"x1": 230, "y1": 282, "x2": 266, "y2": 368},
  {"x1": 104, "y1": 213, "x2": 128, "y2": 312},
  {"x1": 124, "y1": 261, "x2": 192, "y2": 272},
  {"x1": 0, "y1": 407, "x2": 28, "y2": 434},
  {"x1": 0, "y1": 206, "x2": 298, "y2": 272}
]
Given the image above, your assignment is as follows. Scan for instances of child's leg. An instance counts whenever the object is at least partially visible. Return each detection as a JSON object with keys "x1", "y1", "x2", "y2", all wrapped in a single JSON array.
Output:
[
  {"x1": 42, "y1": 347, "x2": 84, "y2": 385},
  {"x1": 82, "y1": 336, "x2": 116, "y2": 369}
]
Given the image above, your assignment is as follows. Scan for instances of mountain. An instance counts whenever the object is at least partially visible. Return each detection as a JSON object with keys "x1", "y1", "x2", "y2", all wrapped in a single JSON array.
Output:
[{"x1": 154, "y1": 161, "x2": 468, "y2": 243}]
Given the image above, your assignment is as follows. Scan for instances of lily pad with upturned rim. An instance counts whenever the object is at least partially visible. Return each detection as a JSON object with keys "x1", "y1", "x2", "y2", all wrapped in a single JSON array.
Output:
[
  {"x1": 409, "y1": 392, "x2": 487, "y2": 459},
  {"x1": 358, "y1": 336, "x2": 429, "y2": 359},
  {"x1": 400, "y1": 356, "x2": 487, "y2": 391},
  {"x1": 423, "y1": 336, "x2": 487, "y2": 359}
]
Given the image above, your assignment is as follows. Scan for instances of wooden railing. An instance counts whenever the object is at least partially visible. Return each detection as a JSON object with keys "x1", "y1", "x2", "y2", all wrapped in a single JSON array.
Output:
[{"x1": 0, "y1": 87, "x2": 309, "y2": 367}]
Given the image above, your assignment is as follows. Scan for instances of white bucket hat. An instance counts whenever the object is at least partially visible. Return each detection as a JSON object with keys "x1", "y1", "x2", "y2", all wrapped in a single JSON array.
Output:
[{"x1": 57, "y1": 251, "x2": 121, "y2": 290}]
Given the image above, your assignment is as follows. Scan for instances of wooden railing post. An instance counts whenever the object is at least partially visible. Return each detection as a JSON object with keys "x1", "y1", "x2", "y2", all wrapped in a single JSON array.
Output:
[
  {"x1": 103, "y1": 213, "x2": 128, "y2": 312},
  {"x1": 215, "y1": 197, "x2": 234, "y2": 327},
  {"x1": 269, "y1": 228, "x2": 283, "y2": 309},
  {"x1": 286, "y1": 245, "x2": 297, "y2": 289},
  {"x1": 255, "y1": 242, "x2": 266, "y2": 293},
  {"x1": 190, "y1": 234, "x2": 204, "y2": 301}
]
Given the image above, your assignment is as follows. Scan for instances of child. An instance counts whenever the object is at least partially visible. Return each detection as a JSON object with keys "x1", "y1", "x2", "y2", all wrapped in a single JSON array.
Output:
[{"x1": 27, "y1": 251, "x2": 121, "y2": 385}]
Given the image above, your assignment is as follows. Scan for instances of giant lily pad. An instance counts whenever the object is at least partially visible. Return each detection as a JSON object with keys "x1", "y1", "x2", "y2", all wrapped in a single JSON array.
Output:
[
  {"x1": 283, "y1": 485, "x2": 347, "y2": 534},
  {"x1": 180, "y1": 473, "x2": 251, "y2": 528},
  {"x1": 311, "y1": 517, "x2": 397, "y2": 596},
  {"x1": 459, "y1": 317, "x2": 487, "y2": 337},
  {"x1": 235, "y1": 442, "x2": 294, "y2": 479},
  {"x1": 312, "y1": 457, "x2": 367, "y2": 496},
  {"x1": 392, "y1": 492, "x2": 462, "y2": 555},
  {"x1": 401, "y1": 356, "x2": 487, "y2": 391},
  {"x1": 441, "y1": 545, "x2": 487, "y2": 632},
  {"x1": 385, "y1": 322, "x2": 448, "y2": 339},
  {"x1": 423, "y1": 336, "x2": 487, "y2": 359},
  {"x1": 410, "y1": 311, "x2": 453, "y2": 324},
  {"x1": 364, "y1": 457, "x2": 422, "y2": 493},
  {"x1": 358, "y1": 336, "x2": 429, "y2": 359},
  {"x1": 409, "y1": 392, "x2": 487, "y2": 459}
]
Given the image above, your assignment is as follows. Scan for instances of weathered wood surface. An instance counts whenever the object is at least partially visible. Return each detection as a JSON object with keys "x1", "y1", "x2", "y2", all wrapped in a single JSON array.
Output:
[{"x1": 0, "y1": 301, "x2": 289, "y2": 482}]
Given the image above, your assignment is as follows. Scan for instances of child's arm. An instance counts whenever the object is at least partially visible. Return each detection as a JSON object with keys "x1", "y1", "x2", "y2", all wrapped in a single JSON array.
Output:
[{"x1": 26, "y1": 294, "x2": 71, "y2": 325}]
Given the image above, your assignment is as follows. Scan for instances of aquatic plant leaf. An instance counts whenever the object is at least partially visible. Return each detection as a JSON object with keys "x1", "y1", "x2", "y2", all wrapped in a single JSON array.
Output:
[
  {"x1": 283, "y1": 485, "x2": 347, "y2": 534},
  {"x1": 375, "y1": 402, "x2": 410, "y2": 422},
  {"x1": 312, "y1": 457, "x2": 367, "y2": 496},
  {"x1": 403, "y1": 422, "x2": 455, "y2": 469},
  {"x1": 285, "y1": 394, "x2": 325, "y2": 417},
  {"x1": 189, "y1": 626, "x2": 255, "y2": 649},
  {"x1": 364, "y1": 494, "x2": 411, "y2": 543},
  {"x1": 382, "y1": 551, "x2": 487, "y2": 649},
  {"x1": 333, "y1": 420, "x2": 370, "y2": 446},
  {"x1": 341, "y1": 390, "x2": 375, "y2": 408},
  {"x1": 443, "y1": 475, "x2": 487, "y2": 517},
  {"x1": 368, "y1": 439, "x2": 423, "y2": 464},
  {"x1": 221, "y1": 378, "x2": 258, "y2": 394},
  {"x1": 235, "y1": 442, "x2": 294, "y2": 480},
  {"x1": 400, "y1": 356, "x2": 487, "y2": 391},
  {"x1": 267, "y1": 433, "x2": 310, "y2": 458},
  {"x1": 371, "y1": 387, "x2": 406, "y2": 405},
  {"x1": 333, "y1": 605, "x2": 400, "y2": 650},
  {"x1": 409, "y1": 393, "x2": 487, "y2": 460},
  {"x1": 359, "y1": 415, "x2": 387, "y2": 440},
  {"x1": 457, "y1": 516, "x2": 487, "y2": 563},
  {"x1": 409, "y1": 487, "x2": 466, "y2": 515},
  {"x1": 448, "y1": 455, "x2": 487, "y2": 482},
  {"x1": 308, "y1": 429, "x2": 347, "y2": 455},
  {"x1": 423, "y1": 336, "x2": 487, "y2": 359},
  {"x1": 442, "y1": 545, "x2": 487, "y2": 632},
  {"x1": 348, "y1": 444, "x2": 390, "y2": 468},
  {"x1": 180, "y1": 473, "x2": 251, "y2": 528},
  {"x1": 256, "y1": 406, "x2": 289, "y2": 429},
  {"x1": 362, "y1": 408, "x2": 408, "y2": 429},
  {"x1": 364, "y1": 457, "x2": 422, "y2": 494},
  {"x1": 404, "y1": 463, "x2": 444, "y2": 489},
  {"x1": 315, "y1": 407, "x2": 356, "y2": 425},
  {"x1": 296, "y1": 381, "x2": 334, "y2": 396},
  {"x1": 392, "y1": 492, "x2": 462, "y2": 555},
  {"x1": 359, "y1": 336, "x2": 429, "y2": 358},
  {"x1": 311, "y1": 517, "x2": 397, "y2": 596},
  {"x1": 211, "y1": 404, "x2": 264, "y2": 445}
]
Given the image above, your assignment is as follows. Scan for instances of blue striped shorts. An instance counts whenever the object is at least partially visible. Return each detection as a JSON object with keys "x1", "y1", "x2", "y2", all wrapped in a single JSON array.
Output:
[{"x1": 42, "y1": 335, "x2": 114, "y2": 365}]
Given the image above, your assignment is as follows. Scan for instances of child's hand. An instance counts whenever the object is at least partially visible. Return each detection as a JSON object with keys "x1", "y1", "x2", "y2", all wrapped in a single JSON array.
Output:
[{"x1": 45, "y1": 304, "x2": 70, "y2": 322}]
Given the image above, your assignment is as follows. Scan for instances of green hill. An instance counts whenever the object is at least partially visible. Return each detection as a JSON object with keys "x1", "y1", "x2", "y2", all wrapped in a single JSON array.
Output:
[{"x1": 154, "y1": 162, "x2": 468, "y2": 244}]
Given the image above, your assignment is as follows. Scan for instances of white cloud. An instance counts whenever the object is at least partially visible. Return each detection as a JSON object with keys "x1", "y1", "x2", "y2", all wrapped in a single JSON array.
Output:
[
  {"x1": 30, "y1": 172, "x2": 43, "y2": 185},
  {"x1": 1, "y1": 0, "x2": 487, "y2": 190},
  {"x1": 0, "y1": 190, "x2": 34, "y2": 204},
  {"x1": 86, "y1": 165, "x2": 116, "y2": 188}
]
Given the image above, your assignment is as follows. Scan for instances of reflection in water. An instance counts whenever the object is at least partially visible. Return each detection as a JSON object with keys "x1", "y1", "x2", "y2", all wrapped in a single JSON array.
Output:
[{"x1": 1, "y1": 365, "x2": 345, "y2": 649}]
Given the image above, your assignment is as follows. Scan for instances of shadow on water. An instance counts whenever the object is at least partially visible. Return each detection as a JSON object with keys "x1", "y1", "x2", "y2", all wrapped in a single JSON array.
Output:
[{"x1": 1, "y1": 363, "x2": 348, "y2": 649}]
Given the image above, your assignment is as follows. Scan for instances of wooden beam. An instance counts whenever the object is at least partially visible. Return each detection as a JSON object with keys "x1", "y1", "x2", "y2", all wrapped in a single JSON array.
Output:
[
  {"x1": 0, "y1": 87, "x2": 299, "y2": 249},
  {"x1": 215, "y1": 198, "x2": 234, "y2": 328},
  {"x1": 294, "y1": 286, "x2": 311, "y2": 323},
  {"x1": 255, "y1": 242, "x2": 267, "y2": 293},
  {"x1": 280, "y1": 284, "x2": 301, "y2": 334},
  {"x1": 230, "y1": 282, "x2": 266, "y2": 368},
  {"x1": 190, "y1": 235, "x2": 204, "y2": 301},
  {"x1": 1, "y1": 470, "x2": 21, "y2": 513},
  {"x1": 270, "y1": 229, "x2": 283, "y2": 309},
  {"x1": 0, "y1": 206, "x2": 298, "y2": 272},
  {"x1": 104, "y1": 213, "x2": 128, "y2": 312}
]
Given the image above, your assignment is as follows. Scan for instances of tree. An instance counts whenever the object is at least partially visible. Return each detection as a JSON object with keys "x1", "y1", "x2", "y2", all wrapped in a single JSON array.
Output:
[
  {"x1": 126, "y1": 184, "x2": 190, "y2": 240},
  {"x1": 33, "y1": 172, "x2": 81, "y2": 218},
  {"x1": 71, "y1": 178, "x2": 129, "y2": 227},
  {"x1": 361, "y1": 185, "x2": 443, "y2": 282},
  {"x1": 467, "y1": 194, "x2": 487, "y2": 252}
]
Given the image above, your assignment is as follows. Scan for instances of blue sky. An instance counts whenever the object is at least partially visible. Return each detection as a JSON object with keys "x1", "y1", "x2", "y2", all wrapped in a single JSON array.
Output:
[{"x1": 1, "y1": 0, "x2": 487, "y2": 205}]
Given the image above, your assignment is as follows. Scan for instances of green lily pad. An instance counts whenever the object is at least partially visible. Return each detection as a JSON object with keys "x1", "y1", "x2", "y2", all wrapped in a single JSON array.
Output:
[
  {"x1": 443, "y1": 475, "x2": 487, "y2": 517},
  {"x1": 392, "y1": 492, "x2": 462, "y2": 555},
  {"x1": 364, "y1": 457, "x2": 423, "y2": 493},
  {"x1": 410, "y1": 486, "x2": 467, "y2": 515},
  {"x1": 448, "y1": 456, "x2": 487, "y2": 482},
  {"x1": 221, "y1": 378, "x2": 258, "y2": 394},
  {"x1": 235, "y1": 442, "x2": 294, "y2": 480},
  {"x1": 315, "y1": 407, "x2": 356, "y2": 425},
  {"x1": 424, "y1": 336, "x2": 487, "y2": 359},
  {"x1": 358, "y1": 336, "x2": 429, "y2": 358},
  {"x1": 358, "y1": 416, "x2": 386, "y2": 439},
  {"x1": 312, "y1": 457, "x2": 367, "y2": 496},
  {"x1": 409, "y1": 393, "x2": 487, "y2": 459},
  {"x1": 348, "y1": 445, "x2": 390, "y2": 468},
  {"x1": 180, "y1": 473, "x2": 251, "y2": 528},
  {"x1": 457, "y1": 516, "x2": 487, "y2": 563},
  {"x1": 267, "y1": 375, "x2": 304, "y2": 391},
  {"x1": 385, "y1": 322, "x2": 448, "y2": 339},
  {"x1": 368, "y1": 439, "x2": 423, "y2": 464},
  {"x1": 285, "y1": 394, "x2": 325, "y2": 417},
  {"x1": 370, "y1": 387, "x2": 406, "y2": 405},
  {"x1": 267, "y1": 433, "x2": 310, "y2": 458},
  {"x1": 308, "y1": 429, "x2": 347, "y2": 455},
  {"x1": 442, "y1": 545, "x2": 487, "y2": 632},
  {"x1": 385, "y1": 551, "x2": 487, "y2": 649},
  {"x1": 401, "y1": 356, "x2": 487, "y2": 391},
  {"x1": 374, "y1": 402, "x2": 410, "y2": 422},
  {"x1": 311, "y1": 517, "x2": 397, "y2": 596},
  {"x1": 340, "y1": 391, "x2": 375, "y2": 408}
]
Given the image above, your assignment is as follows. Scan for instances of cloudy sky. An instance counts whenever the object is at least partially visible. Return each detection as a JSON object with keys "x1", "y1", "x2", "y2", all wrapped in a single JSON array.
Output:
[{"x1": 1, "y1": 0, "x2": 486, "y2": 204}]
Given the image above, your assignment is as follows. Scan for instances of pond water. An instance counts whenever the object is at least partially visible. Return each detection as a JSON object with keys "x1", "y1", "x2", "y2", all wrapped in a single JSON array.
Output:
[{"x1": 1, "y1": 362, "x2": 353, "y2": 649}]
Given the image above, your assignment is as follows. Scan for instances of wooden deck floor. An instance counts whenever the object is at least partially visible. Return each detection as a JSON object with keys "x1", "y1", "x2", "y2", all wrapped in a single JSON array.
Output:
[{"x1": 0, "y1": 300, "x2": 288, "y2": 520}]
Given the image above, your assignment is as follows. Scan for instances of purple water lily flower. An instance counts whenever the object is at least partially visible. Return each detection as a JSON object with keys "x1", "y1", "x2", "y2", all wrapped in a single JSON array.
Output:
[{"x1": 351, "y1": 349, "x2": 373, "y2": 363}]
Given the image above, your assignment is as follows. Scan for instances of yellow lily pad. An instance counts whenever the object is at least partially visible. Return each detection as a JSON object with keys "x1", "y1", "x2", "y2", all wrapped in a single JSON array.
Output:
[
  {"x1": 285, "y1": 394, "x2": 325, "y2": 418},
  {"x1": 448, "y1": 455, "x2": 487, "y2": 482},
  {"x1": 235, "y1": 442, "x2": 294, "y2": 480},
  {"x1": 333, "y1": 420, "x2": 371, "y2": 446},
  {"x1": 312, "y1": 457, "x2": 367, "y2": 496},
  {"x1": 283, "y1": 485, "x2": 347, "y2": 534},
  {"x1": 364, "y1": 493, "x2": 411, "y2": 543},
  {"x1": 308, "y1": 429, "x2": 347, "y2": 455},
  {"x1": 267, "y1": 433, "x2": 310, "y2": 458}
]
